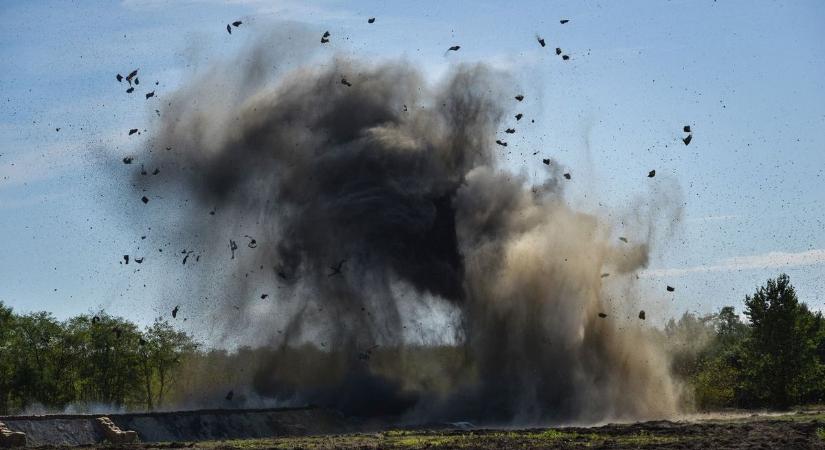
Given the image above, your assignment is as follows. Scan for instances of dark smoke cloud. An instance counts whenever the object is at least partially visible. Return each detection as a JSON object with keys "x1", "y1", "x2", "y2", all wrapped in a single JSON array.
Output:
[{"x1": 134, "y1": 32, "x2": 684, "y2": 423}]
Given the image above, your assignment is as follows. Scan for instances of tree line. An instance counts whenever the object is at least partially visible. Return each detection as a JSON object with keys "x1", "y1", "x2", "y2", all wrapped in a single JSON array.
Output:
[
  {"x1": 0, "y1": 306, "x2": 196, "y2": 414},
  {"x1": 667, "y1": 274, "x2": 825, "y2": 409},
  {"x1": 1, "y1": 273, "x2": 824, "y2": 414}
]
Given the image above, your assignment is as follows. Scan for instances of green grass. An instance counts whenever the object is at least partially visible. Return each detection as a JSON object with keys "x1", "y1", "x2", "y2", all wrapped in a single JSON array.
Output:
[{"x1": 816, "y1": 427, "x2": 825, "y2": 441}]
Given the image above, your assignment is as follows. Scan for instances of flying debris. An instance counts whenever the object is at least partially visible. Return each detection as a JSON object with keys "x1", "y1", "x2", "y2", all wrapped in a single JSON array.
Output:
[
  {"x1": 172, "y1": 305, "x2": 179, "y2": 318},
  {"x1": 129, "y1": 128, "x2": 138, "y2": 135},
  {"x1": 515, "y1": 113, "x2": 523, "y2": 120},
  {"x1": 226, "y1": 24, "x2": 232, "y2": 34},
  {"x1": 563, "y1": 173, "x2": 571, "y2": 180},
  {"x1": 555, "y1": 47, "x2": 562, "y2": 55},
  {"x1": 123, "y1": 255, "x2": 129, "y2": 265},
  {"x1": 134, "y1": 77, "x2": 139, "y2": 85},
  {"x1": 116, "y1": 74, "x2": 123, "y2": 82},
  {"x1": 683, "y1": 134, "x2": 692, "y2": 146},
  {"x1": 341, "y1": 77, "x2": 352, "y2": 87},
  {"x1": 368, "y1": 17, "x2": 375, "y2": 23},
  {"x1": 619, "y1": 237, "x2": 628, "y2": 243},
  {"x1": 683, "y1": 125, "x2": 691, "y2": 133},
  {"x1": 537, "y1": 36, "x2": 546, "y2": 47},
  {"x1": 447, "y1": 45, "x2": 461, "y2": 52},
  {"x1": 648, "y1": 170, "x2": 656, "y2": 178},
  {"x1": 126, "y1": 87, "x2": 134, "y2": 93},
  {"x1": 323, "y1": 31, "x2": 330, "y2": 38},
  {"x1": 639, "y1": 310, "x2": 646, "y2": 320},
  {"x1": 601, "y1": 273, "x2": 610, "y2": 278},
  {"x1": 123, "y1": 156, "x2": 133, "y2": 164},
  {"x1": 515, "y1": 95, "x2": 524, "y2": 101},
  {"x1": 321, "y1": 31, "x2": 330, "y2": 43},
  {"x1": 141, "y1": 196, "x2": 149, "y2": 204},
  {"x1": 542, "y1": 159, "x2": 550, "y2": 165},
  {"x1": 505, "y1": 128, "x2": 515, "y2": 134},
  {"x1": 229, "y1": 239, "x2": 238, "y2": 259},
  {"x1": 145, "y1": 91, "x2": 154, "y2": 99},
  {"x1": 562, "y1": 55, "x2": 570, "y2": 61},
  {"x1": 560, "y1": 19, "x2": 570, "y2": 24},
  {"x1": 152, "y1": 168, "x2": 160, "y2": 175},
  {"x1": 260, "y1": 294, "x2": 269, "y2": 299},
  {"x1": 225, "y1": 390, "x2": 234, "y2": 401},
  {"x1": 126, "y1": 69, "x2": 138, "y2": 82},
  {"x1": 232, "y1": 20, "x2": 242, "y2": 27},
  {"x1": 182, "y1": 250, "x2": 194, "y2": 265},
  {"x1": 244, "y1": 235, "x2": 257, "y2": 248},
  {"x1": 598, "y1": 312, "x2": 607, "y2": 318},
  {"x1": 328, "y1": 259, "x2": 346, "y2": 277},
  {"x1": 135, "y1": 257, "x2": 144, "y2": 264},
  {"x1": 495, "y1": 140, "x2": 507, "y2": 147},
  {"x1": 140, "y1": 165, "x2": 147, "y2": 176},
  {"x1": 667, "y1": 285, "x2": 675, "y2": 292}
]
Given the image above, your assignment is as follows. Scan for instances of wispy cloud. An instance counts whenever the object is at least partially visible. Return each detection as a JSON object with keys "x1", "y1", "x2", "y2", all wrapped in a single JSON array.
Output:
[{"x1": 642, "y1": 249, "x2": 825, "y2": 278}]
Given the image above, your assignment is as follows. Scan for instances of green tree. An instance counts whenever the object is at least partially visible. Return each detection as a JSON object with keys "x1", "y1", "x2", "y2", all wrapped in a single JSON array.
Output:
[
  {"x1": 0, "y1": 301, "x2": 15, "y2": 414},
  {"x1": 742, "y1": 274, "x2": 822, "y2": 408},
  {"x1": 139, "y1": 318, "x2": 197, "y2": 410}
]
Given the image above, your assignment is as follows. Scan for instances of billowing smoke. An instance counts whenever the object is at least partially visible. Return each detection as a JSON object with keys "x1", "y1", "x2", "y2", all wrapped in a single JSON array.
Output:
[{"x1": 134, "y1": 32, "x2": 683, "y2": 424}]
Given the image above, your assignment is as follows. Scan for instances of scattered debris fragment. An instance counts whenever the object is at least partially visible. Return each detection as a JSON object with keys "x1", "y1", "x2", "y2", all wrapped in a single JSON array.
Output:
[
  {"x1": 563, "y1": 173, "x2": 571, "y2": 180},
  {"x1": 182, "y1": 250, "x2": 194, "y2": 265},
  {"x1": 126, "y1": 87, "x2": 134, "y2": 93},
  {"x1": 515, "y1": 95, "x2": 524, "y2": 101},
  {"x1": 537, "y1": 36, "x2": 546, "y2": 47},
  {"x1": 229, "y1": 239, "x2": 238, "y2": 259},
  {"x1": 542, "y1": 159, "x2": 550, "y2": 165},
  {"x1": 341, "y1": 77, "x2": 352, "y2": 87},
  {"x1": 226, "y1": 24, "x2": 232, "y2": 34},
  {"x1": 134, "y1": 77, "x2": 139, "y2": 85},
  {"x1": 555, "y1": 47, "x2": 562, "y2": 55},
  {"x1": 683, "y1": 134, "x2": 692, "y2": 146},
  {"x1": 447, "y1": 45, "x2": 461, "y2": 52},
  {"x1": 619, "y1": 237, "x2": 628, "y2": 243},
  {"x1": 368, "y1": 17, "x2": 375, "y2": 23},
  {"x1": 172, "y1": 305, "x2": 179, "y2": 318},
  {"x1": 152, "y1": 168, "x2": 160, "y2": 175},
  {"x1": 505, "y1": 128, "x2": 515, "y2": 134},
  {"x1": 232, "y1": 20, "x2": 242, "y2": 27},
  {"x1": 639, "y1": 310, "x2": 646, "y2": 320},
  {"x1": 123, "y1": 255, "x2": 129, "y2": 265},
  {"x1": 141, "y1": 196, "x2": 149, "y2": 204},
  {"x1": 495, "y1": 140, "x2": 507, "y2": 147},
  {"x1": 225, "y1": 390, "x2": 234, "y2": 401},
  {"x1": 123, "y1": 156, "x2": 133, "y2": 164},
  {"x1": 321, "y1": 31, "x2": 330, "y2": 43},
  {"x1": 560, "y1": 19, "x2": 570, "y2": 24},
  {"x1": 126, "y1": 69, "x2": 138, "y2": 82},
  {"x1": 145, "y1": 91, "x2": 154, "y2": 99},
  {"x1": 598, "y1": 312, "x2": 607, "y2": 318},
  {"x1": 648, "y1": 170, "x2": 656, "y2": 178},
  {"x1": 683, "y1": 125, "x2": 691, "y2": 133},
  {"x1": 515, "y1": 113, "x2": 523, "y2": 120},
  {"x1": 116, "y1": 74, "x2": 123, "y2": 82},
  {"x1": 260, "y1": 294, "x2": 268, "y2": 299},
  {"x1": 328, "y1": 259, "x2": 346, "y2": 277},
  {"x1": 667, "y1": 285, "x2": 675, "y2": 292},
  {"x1": 562, "y1": 55, "x2": 570, "y2": 61},
  {"x1": 601, "y1": 273, "x2": 610, "y2": 278},
  {"x1": 244, "y1": 235, "x2": 257, "y2": 248},
  {"x1": 135, "y1": 257, "x2": 144, "y2": 264},
  {"x1": 129, "y1": 128, "x2": 138, "y2": 135}
]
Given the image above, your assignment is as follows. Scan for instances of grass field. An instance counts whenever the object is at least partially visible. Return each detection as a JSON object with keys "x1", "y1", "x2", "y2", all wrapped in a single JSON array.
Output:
[{"x1": 122, "y1": 411, "x2": 825, "y2": 450}]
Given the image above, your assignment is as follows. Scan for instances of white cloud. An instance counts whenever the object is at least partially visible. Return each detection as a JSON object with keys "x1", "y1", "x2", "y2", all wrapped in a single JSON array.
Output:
[{"x1": 641, "y1": 249, "x2": 825, "y2": 278}]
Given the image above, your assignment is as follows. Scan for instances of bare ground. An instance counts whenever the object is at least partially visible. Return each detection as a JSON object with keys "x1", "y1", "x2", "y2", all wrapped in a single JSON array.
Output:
[{"x1": 63, "y1": 411, "x2": 825, "y2": 450}]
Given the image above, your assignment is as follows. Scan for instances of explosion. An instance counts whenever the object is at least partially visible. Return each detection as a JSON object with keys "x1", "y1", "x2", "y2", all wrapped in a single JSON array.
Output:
[{"x1": 134, "y1": 31, "x2": 684, "y2": 424}]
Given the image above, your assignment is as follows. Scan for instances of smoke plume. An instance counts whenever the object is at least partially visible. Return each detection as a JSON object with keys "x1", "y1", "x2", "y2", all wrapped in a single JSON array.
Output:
[{"x1": 134, "y1": 33, "x2": 684, "y2": 424}]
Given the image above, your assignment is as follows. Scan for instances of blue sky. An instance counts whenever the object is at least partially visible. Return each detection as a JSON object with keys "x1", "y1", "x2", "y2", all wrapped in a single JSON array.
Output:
[{"x1": 1, "y1": 0, "x2": 824, "y2": 331}]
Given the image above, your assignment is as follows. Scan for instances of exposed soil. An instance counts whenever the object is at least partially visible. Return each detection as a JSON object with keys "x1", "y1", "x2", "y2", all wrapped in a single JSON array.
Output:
[{"x1": 65, "y1": 411, "x2": 825, "y2": 449}]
